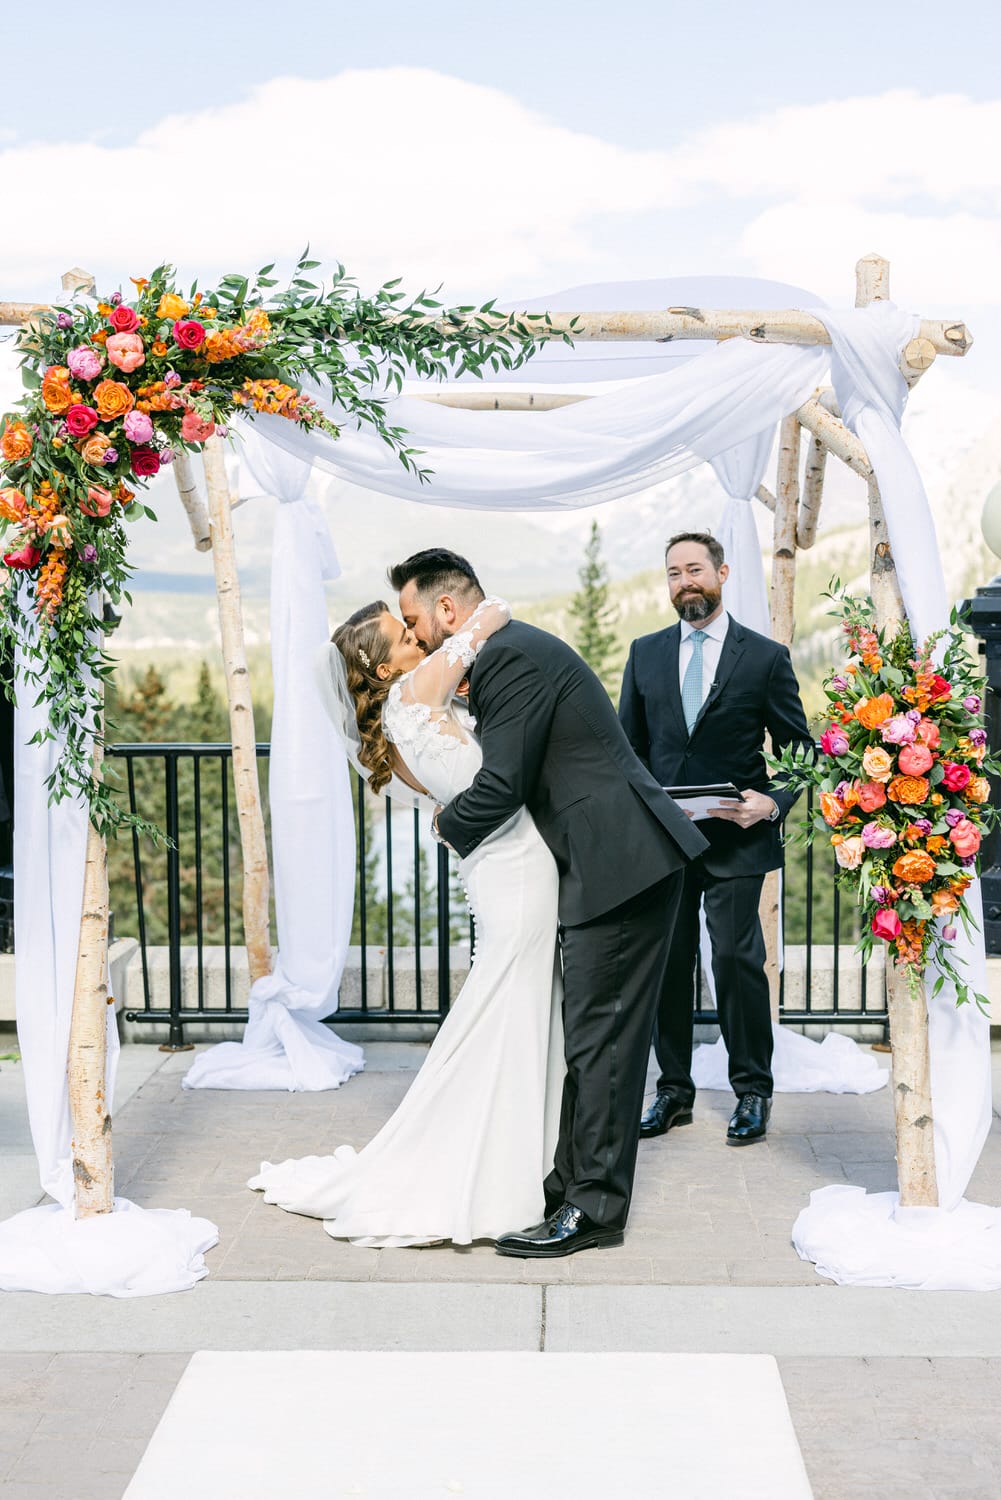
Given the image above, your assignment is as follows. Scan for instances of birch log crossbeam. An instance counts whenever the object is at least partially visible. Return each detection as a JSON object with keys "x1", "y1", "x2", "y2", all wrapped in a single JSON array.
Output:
[{"x1": 0, "y1": 302, "x2": 974, "y2": 355}]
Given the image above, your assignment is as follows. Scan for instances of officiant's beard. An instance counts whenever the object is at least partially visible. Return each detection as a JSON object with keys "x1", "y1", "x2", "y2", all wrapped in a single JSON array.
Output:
[{"x1": 673, "y1": 585, "x2": 721, "y2": 622}]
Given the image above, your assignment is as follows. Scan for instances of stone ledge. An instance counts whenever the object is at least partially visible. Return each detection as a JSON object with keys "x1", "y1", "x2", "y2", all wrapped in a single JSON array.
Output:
[{"x1": 0, "y1": 938, "x2": 137, "y2": 1024}]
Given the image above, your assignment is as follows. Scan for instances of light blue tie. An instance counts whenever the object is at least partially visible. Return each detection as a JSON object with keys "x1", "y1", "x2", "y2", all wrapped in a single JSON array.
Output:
[{"x1": 682, "y1": 630, "x2": 706, "y2": 734}]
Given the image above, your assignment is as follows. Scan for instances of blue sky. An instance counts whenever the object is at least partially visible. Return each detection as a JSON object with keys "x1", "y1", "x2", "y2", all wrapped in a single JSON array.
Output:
[
  {"x1": 3, "y1": 1, "x2": 1001, "y2": 385},
  {"x1": 9, "y1": 0, "x2": 1000, "y2": 148}
]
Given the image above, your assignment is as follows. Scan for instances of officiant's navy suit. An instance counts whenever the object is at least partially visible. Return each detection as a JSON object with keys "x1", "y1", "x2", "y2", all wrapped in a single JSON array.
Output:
[{"x1": 619, "y1": 614, "x2": 811, "y2": 1101}]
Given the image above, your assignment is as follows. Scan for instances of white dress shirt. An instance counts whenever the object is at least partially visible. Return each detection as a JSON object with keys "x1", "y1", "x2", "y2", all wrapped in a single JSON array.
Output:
[{"x1": 678, "y1": 609, "x2": 730, "y2": 707}]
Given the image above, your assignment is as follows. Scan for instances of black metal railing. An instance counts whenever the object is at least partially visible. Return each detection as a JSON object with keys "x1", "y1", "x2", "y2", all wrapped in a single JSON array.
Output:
[{"x1": 107, "y1": 745, "x2": 887, "y2": 1044}]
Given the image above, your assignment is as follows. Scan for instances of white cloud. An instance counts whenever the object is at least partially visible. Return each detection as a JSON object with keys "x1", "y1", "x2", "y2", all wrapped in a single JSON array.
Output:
[{"x1": 0, "y1": 72, "x2": 997, "y2": 321}]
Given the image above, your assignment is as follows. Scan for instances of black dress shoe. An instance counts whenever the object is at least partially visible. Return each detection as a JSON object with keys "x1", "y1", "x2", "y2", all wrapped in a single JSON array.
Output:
[
  {"x1": 639, "y1": 1090, "x2": 694, "y2": 1139},
  {"x1": 495, "y1": 1203, "x2": 624, "y2": 1258},
  {"x1": 726, "y1": 1092, "x2": 771, "y2": 1146}
]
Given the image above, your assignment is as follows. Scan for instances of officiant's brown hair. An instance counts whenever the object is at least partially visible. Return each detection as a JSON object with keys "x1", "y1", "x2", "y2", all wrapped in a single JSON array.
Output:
[{"x1": 665, "y1": 531, "x2": 725, "y2": 571}]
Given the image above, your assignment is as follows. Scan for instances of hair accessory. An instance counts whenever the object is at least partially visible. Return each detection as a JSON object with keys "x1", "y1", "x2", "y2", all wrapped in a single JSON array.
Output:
[{"x1": 358, "y1": 647, "x2": 371, "y2": 669}]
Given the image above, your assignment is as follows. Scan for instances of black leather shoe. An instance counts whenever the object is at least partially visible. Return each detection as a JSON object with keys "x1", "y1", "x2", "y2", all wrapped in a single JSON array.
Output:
[
  {"x1": 726, "y1": 1092, "x2": 771, "y2": 1146},
  {"x1": 495, "y1": 1203, "x2": 624, "y2": 1258},
  {"x1": 639, "y1": 1090, "x2": 695, "y2": 1139}
]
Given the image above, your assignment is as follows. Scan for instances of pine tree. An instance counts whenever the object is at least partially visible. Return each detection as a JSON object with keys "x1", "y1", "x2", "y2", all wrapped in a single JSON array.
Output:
[{"x1": 568, "y1": 520, "x2": 620, "y2": 697}]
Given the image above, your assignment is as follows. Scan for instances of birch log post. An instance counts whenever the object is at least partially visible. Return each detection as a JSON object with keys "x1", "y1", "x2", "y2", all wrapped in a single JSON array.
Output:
[
  {"x1": 67, "y1": 735, "x2": 113, "y2": 1217},
  {"x1": 797, "y1": 435, "x2": 827, "y2": 550},
  {"x1": 758, "y1": 413, "x2": 803, "y2": 1020},
  {"x1": 202, "y1": 435, "x2": 273, "y2": 987},
  {"x1": 173, "y1": 450, "x2": 212, "y2": 552},
  {"x1": 856, "y1": 254, "x2": 938, "y2": 1208}
]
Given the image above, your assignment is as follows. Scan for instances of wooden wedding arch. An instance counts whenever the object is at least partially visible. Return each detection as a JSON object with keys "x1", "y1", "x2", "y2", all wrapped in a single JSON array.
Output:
[{"x1": 0, "y1": 253, "x2": 972, "y2": 1218}]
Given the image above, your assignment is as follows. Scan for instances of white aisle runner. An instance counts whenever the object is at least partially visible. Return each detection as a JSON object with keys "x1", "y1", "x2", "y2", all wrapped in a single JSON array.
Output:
[{"x1": 124, "y1": 1351, "x2": 812, "y2": 1499}]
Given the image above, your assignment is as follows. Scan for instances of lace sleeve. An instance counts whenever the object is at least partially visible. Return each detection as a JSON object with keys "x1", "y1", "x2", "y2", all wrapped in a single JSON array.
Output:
[{"x1": 401, "y1": 596, "x2": 511, "y2": 709}]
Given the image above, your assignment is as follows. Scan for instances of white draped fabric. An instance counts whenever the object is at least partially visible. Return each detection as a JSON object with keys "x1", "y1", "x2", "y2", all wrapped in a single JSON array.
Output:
[
  {"x1": 0, "y1": 622, "x2": 217, "y2": 1296},
  {"x1": 183, "y1": 438, "x2": 363, "y2": 1092},
  {"x1": 693, "y1": 1027, "x2": 888, "y2": 1096}
]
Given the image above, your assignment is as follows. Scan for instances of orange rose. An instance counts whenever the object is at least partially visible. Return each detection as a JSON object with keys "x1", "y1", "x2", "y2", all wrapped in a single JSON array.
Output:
[
  {"x1": 41, "y1": 366, "x2": 73, "y2": 414},
  {"x1": 887, "y1": 775, "x2": 930, "y2": 806},
  {"x1": 835, "y1": 835, "x2": 865, "y2": 870},
  {"x1": 152, "y1": 341, "x2": 168, "y2": 357},
  {"x1": 820, "y1": 791, "x2": 846, "y2": 827},
  {"x1": 93, "y1": 379, "x2": 135, "y2": 421},
  {"x1": 966, "y1": 776, "x2": 991, "y2": 804},
  {"x1": 931, "y1": 792, "x2": 944, "y2": 806},
  {"x1": 1, "y1": 421, "x2": 32, "y2": 463},
  {"x1": 156, "y1": 292, "x2": 190, "y2": 321},
  {"x1": 862, "y1": 745, "x2": 894, "y2": 783},
  {"x1": 931, "y1": 889, "x2": 961, "y2": 916},
  {"x1": 855, "y1": 693, "x2": 895, "y2": 729},
  {"x1": 80, "y1": 433, "x2": 112, "y2": 466},
  {"x1": 892, "y1": 850, "x2": 936, "y2": 884},
  {"x1": 0, "y1": 487, "x2": 26, "y2": 523}
]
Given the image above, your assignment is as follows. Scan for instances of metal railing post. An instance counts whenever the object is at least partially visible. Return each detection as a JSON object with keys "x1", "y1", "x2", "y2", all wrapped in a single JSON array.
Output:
[{"x1": 161, "y1": 750, "x2": 192, "y2": 1052}]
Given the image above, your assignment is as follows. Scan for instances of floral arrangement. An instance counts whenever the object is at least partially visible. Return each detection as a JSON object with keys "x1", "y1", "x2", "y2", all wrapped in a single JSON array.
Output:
[
  {"x1": 0, "y1": 255, "x2": 555, "y2": 829},
  {"x1": 771, "y1": 588, "x2": 999, "y2": 1010}
]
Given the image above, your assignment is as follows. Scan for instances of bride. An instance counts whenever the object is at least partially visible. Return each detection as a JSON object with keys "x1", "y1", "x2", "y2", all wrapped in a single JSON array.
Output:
[{"x1": 249, "y1": 595, "x2": 565, "y2": 1246}]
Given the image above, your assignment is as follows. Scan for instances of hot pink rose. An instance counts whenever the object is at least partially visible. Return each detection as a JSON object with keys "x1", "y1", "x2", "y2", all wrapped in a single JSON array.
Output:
[
  {"x1": 123, "y1": 410, "x2": 154, "y2": 444},
  {"x1": 2, "y1": 541, "x2": 40, "y2": 570},
  {"x1": 109, "y1": 305, "x2": 140, "y2": 333},
  {"x1": 862, "y1": 822, "x2": 896, "y2": 850},
  {"x1": 940, "y1": 761, "x2": 971, "y2": 792},
  {"x1": 130, "y1": 446, "x2": 161, "y2": 478},
  {"x1": 949, "y1": 819, "x2": 981, "y2": 859},
  {"x1": 180, "y1": 409, "x2": 216, "y2": 443},
  {"x1": 173, "y1": 319, "x2": 206, "y2": 350},
  {"x1": 881, "y1": 715, "x2": 917, "y2": 746},
  {"x1": 106, "y1": 332, "x2": 146, "y2": 374},
  {"x1": 871, "y1": 909, "x2": 903, "y2": 941},
  {"x1": 66, "y1": 346, "x2": 104, "y2": 381},
  {"x1": 65, "y1": 403, "x2": 100, "y2": 436},
  {"x1": 915, "y1": 717, "x2": 941, "y2": 749},
  {"x1": 820, "y1": 726, "x2": 849, "y2": 757},
  {"x1": 897, "y1": 742, "x2": 934, "y2": 776}
]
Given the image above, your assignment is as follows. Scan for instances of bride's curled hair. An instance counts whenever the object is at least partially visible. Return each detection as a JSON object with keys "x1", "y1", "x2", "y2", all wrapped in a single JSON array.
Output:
[{"x1": 333, "y1": 601, "x2": 400, "y2": 793}]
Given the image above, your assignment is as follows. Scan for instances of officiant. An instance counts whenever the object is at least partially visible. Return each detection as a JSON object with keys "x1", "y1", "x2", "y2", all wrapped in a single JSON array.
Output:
[{"x1": 618, "y1": 531, "x2": 812, "y2": 1145}]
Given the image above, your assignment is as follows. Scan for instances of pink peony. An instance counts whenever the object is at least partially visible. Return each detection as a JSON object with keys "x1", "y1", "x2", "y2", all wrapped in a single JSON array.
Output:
[
  {"x1": 65, "y1": 403, "x2": 100, "y2": 436},
  {"x1": 862, "y1": 822, "x2": 896, "y2": 850},
  {"x1": 106, "y1": 332, "x2": 146, "y2": 374},
  {"x1": 949, "y1": 819, "x2": 981, "y2": 859},
  {"x1": 66, "y1": 345, "x2": 104, "y2": 381},
  {"x1": 820, "y1": 726, "x2": 849, "y2": 757},
  {"x1": 897, "y1": 742, "x2": 934, "y2": 776},
  {"x1": 915, "y1": 717, "x2": 941, "y2": 749},
  {"x1": 881, "y1": 715, "x2": 917, "y2": 746},
  {"x1": 872, "y1": 909, "x2": 903, "y2": 941},
  {"x1": 940, "y1": 762, "x2": 972, "y2": 792},
  {"x1": 180, "y1": 409, "x2": 215, "y2": 443},
  {"x1": 123, "y1": 410, "x2": 154, "y2": 444}
]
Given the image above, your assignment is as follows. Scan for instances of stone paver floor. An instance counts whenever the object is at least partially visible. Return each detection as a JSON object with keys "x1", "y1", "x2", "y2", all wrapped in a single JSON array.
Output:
[{"x1": 103, "y1": 1042, "x2": 1001, "y2": 1286}]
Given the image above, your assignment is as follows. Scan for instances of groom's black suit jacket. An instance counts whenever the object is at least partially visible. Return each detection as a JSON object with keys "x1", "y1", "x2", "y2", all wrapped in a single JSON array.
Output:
[
  {"x1": 435, "y1": 619, "x2": 708, "y2": 926},
  {"x1": 618, "y1": 616, "x2": 812, "y2": 878}
]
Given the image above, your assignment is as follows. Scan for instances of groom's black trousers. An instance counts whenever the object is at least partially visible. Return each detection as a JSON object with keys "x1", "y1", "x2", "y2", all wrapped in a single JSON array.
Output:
[{"x1": 544, "y1": 870, "x2": 684, "y2": 1230}]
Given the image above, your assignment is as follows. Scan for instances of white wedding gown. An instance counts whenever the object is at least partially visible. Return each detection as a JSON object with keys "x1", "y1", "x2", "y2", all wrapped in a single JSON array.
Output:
[{"x1": 249, "y1": 602, "x2": 565, "y2": 1245}]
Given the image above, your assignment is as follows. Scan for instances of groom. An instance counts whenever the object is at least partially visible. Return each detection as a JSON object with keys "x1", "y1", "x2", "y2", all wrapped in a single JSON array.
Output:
[{"x1": 390, "y1": 548, "x2": 708, "y2": 1257}]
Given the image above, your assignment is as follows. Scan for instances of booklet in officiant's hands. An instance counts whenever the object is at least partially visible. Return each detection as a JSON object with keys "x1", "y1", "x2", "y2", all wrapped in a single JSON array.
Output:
[{"x1": 661, "y1": 783, "x2": 745, "y2": 821}]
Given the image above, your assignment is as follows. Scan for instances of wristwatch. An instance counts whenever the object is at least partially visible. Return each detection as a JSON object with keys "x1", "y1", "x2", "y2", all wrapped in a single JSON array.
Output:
[{"x1": 767, "y1": 800, "x2": 781, "y2": 823}]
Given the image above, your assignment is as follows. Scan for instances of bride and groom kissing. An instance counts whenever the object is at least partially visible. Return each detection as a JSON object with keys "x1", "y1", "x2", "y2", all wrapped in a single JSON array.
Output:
[{"x1": 250, "y1": 547, "x2": 708, "y2": 1257}]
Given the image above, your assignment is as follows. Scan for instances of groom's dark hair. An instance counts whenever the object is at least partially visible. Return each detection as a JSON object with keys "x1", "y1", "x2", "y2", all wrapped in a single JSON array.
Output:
[{"x1": 388, "y1": 548, "x2": 485, "y2": 604}]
